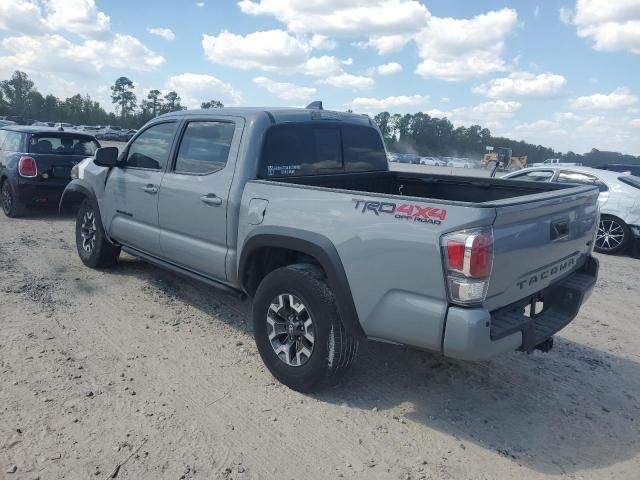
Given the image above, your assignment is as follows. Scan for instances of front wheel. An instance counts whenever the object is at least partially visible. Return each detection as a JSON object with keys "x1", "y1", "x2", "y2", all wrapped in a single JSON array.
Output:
[
  {"x1": 595, "y1": 215, "x2": 631, "y2": 254},
  {"x1": 75, "y1": 199, "x2": 120, "y2": 268},
  {"x1": 253, "y1": 264, "x2": 359, "y2": 392}
]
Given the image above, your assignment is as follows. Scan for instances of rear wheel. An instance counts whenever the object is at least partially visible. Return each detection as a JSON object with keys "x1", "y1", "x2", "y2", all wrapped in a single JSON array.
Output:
[
  {"x1": 75, "y1": 199, "x2": 120, "y2": 268},
  {"x1": 1, "y1": 179, "x2": 25, "y2": 218},
  {"x1": 253, "y1": 264, "x2": 359, "y2": 392},
  {"x1": 595, "y1": 215, "x2": 630, "y2": 254}
]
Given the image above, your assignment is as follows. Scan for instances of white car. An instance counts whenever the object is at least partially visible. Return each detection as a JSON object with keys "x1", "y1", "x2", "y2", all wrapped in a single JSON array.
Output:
[
  {"x1": 419, "y1": 156, "x2": 445, "y2": 166},
  {"x1": 447, "y1": 158, "x2": 476, "y2": 169},
  {"x1": 503, "y1": 166, "x2": 640, "y2": 254}
]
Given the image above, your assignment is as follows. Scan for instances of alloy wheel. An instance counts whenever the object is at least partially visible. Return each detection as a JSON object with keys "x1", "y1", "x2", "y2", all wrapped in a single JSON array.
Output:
[
  {"x1": 596, "y1": 218, "x2": 625, "y2": 252},
  {"x1": 80, "y1": 210, "x2": 97, "y2": 253},
  {"x1": 266, "y1": 293, "x2": 315, "y2": 367},
  {"x1": 1, "y1": 182, "x2": 12, "y2": 215}
]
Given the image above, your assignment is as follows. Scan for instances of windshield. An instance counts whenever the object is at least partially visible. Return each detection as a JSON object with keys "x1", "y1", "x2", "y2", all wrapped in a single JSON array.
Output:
[{"x1": 28, "y1": 134, "x2": 99, "y2": 156}]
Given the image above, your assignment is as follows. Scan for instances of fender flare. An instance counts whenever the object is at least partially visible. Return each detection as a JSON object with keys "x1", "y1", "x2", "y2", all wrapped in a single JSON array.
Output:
[
  {"x1": 238, "y1": 227, "x2": 366, "y2": 339},
  {"x1": 58, "y1": 179, "x2": 97, "y2": 213}
]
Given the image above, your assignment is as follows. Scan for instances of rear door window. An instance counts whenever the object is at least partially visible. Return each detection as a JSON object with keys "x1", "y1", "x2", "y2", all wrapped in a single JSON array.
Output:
[
  {"x1": 557, "y1": 171, "x2": 608, "y2": 192},
  {"x1": 174, "y1": 121, "x2": 235, "y2": 174},
  {"x1": 28, "y1": 135, "x2": 99, "y2": 155},
  {"x1": 259, "y1": 123, "x2": 386, "y2": 178},
  {"x1": 1, "y1": 131, "x2": 23, "y2": 152},
  {"x1": 508, "y1": 170, "x2": 555, "y2": 182}
]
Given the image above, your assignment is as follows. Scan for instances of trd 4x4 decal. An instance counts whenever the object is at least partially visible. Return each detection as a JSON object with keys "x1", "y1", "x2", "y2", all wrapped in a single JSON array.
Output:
[{"x1": 352, "y1": 199, "x2": 446, "y2": 225}]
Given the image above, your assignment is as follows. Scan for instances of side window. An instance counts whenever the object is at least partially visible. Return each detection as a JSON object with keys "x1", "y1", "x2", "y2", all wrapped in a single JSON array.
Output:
[
  {"x1": 557, "y1": 171, "x2": 608, "y2": 191},
  {"x1": 174, "y1": 121, "x2": 235, "y2": 174},
  {"x1": 509, "y1": 170, "x2": 555, "y2": 182},
  {"x1": 125, "y1": 122, "x2": 176, "y2": 170},
  {"x1": 2, "y1": 132, "x2": 23, "y2": 152}
]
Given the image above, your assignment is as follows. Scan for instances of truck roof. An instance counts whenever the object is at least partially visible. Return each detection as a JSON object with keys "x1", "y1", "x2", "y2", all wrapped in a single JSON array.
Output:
[{"x1": 156, "y1": 107, "x2": 374, "y2": 126}]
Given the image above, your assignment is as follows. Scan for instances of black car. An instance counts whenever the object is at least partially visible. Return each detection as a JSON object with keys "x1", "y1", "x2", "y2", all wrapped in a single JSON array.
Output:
[
  {"x1": 0, "y1": 126, "x2": 100, "y2": 217},
  {"x1": 594, "y1": 163, "x2": 640, "y2": 176}
]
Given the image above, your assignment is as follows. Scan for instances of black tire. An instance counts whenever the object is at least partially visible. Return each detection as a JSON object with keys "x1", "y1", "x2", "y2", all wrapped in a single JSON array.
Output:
[
  {"x1": 1, "y1": 179, "x2": 25, "y2": 218},
  {"x1": 75, "y1": 199, "x2": 120, "y2": 268},
  {"x1": 595, "y1": 215, "x2": 631, "y2": 254},
  {"x1": 253, "y1": 264, "x2": 359, "y2": 392}
]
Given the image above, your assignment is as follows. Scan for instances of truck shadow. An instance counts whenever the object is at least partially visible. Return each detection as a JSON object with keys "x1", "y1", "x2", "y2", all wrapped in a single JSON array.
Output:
[
  {"x1": 109, "y1": 255, "x2": 639, "y2": 476},
  {"x1": 317, "y1": 339, "x2": 640, "y2": 476}
]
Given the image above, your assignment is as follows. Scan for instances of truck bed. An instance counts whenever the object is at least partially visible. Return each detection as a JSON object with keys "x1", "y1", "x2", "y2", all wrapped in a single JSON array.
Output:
[{"x1": 267, "y1": 170, "x2": 572, "y2": 204}]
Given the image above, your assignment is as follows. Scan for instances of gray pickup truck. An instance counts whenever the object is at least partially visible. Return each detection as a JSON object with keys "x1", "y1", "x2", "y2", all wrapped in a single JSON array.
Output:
[{"x1": 61, "y1": 106, "x2": 600, "y2": 391}]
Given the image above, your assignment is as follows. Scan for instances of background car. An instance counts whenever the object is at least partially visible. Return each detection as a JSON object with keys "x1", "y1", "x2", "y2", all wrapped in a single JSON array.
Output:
[
  {"x1": 419, "y1": 156, "x2": 445, "y2": 166},
  {"x1": 447, "y1": 158, "x2": 476, "y2": 168},
  {"x1": 595, "y1": 164, "x2": 640, "y2": 176},
  {"x1": 0, "y1": 126, "x2": 100, "y2": 217},
  {"x1": 503, "y1": 166, "x2": 640, "y2": 255}
]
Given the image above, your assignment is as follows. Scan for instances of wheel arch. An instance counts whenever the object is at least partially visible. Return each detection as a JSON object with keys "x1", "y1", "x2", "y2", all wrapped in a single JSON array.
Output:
[
  {"x1": 239, "y1": 227, "x2": 366, "y2": 339},
  {"x1": 58, "y1": 179, "x2": 97, "y2": 213}
]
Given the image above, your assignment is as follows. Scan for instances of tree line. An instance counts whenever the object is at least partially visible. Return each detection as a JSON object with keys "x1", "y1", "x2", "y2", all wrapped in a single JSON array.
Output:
[
  {"x1": 0, "y1": 70, "x2": 224, "y2": 129},
  {"x1": 1, "y1": 70, "x2": 637, "y2": 166},
  {"x1": 374, "y1": 112, "x2": 640, "y2": 166}
]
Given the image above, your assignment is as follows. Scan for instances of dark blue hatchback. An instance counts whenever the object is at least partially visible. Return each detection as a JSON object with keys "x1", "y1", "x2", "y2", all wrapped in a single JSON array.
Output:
[{"x1": 0, "y1": 126, "x2": 100, "y2": 217}]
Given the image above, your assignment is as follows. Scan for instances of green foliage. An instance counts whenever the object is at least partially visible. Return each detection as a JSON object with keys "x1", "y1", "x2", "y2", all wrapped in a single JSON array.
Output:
[
  {"x1": 201, "y1": 100, "x2": 224, "y2": 109},
  {"x1": 110, "y1": 76, "x2": 137, "y2": 118}
]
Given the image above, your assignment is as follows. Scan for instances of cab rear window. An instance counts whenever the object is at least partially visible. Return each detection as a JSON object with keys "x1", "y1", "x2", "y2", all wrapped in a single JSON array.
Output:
[
  {"x1": 619, "y1": 175, "x2": 640, "y2": 190},
  {"x1": 28, "y1": 135, "x2": 99, "y2": 156},
  {"x1": 259, "y1": 123, "x2": 387, "y2": 178}
]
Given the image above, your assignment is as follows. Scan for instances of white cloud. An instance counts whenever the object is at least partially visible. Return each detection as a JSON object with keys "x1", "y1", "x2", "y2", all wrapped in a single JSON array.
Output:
[
  {"x1": 310, "y1": 34, "x2": 336, "y2": 50},
  {"x1": 473, "y1": 72, "x2": 567, "y2": 98},
  {"x1": 202, "y1": 29, "x2": 311, "y2": 71},
  {"x1": 632, "y1": 118, "x2": 640, "y2": 127},
  {"x1": 351, "y1": 94, "x2": 428, "y2": 111},
  {"x1": 0, "y1": 34, "x2": 165, "y2": 75},
  {"x1": 253, "y1": 76, "x2": 317, "y2": 100},
  {"x1": 299, "y1": 56, "x2": 343, "y2": 76},
  {"x1": 353, "y1": 34, "x2": 413, "y2": 54},
  {"x1": 570, "y1": 87, "x2": 638, "y2": 110},
  {"x1": 562, "y1": 0, "x2": 640, "y2": 54},
  {"x1": 196, "y1": 2, "x2": 205, "y2": 6},
  {"x1": 534, "y1": 5, "x2": 540, "y2": 17},
  {"x1": 514, "y1": 120, "x2": 557, "y2": 132},
  {"x1": 0, "y1": 0, "x2": 111, "y2": 38},
  {"x1": 425, "y1": 108, "x2": 450, "y2": 118},
  {"x1": 414, "y1": 9, "x2": 519, "y2": 81},
  {"x1": 147, "y1": 27, "x2": 175, "y2": 41},
  {"x1": 165, "y1": 73, "x2": 242, "y2": 108},
  {"x1": 376, "y1": 62, "x2": 403, "y2": 75},
  {"x1": 45, "y1": 0, "x2": 111, "y2": 38},
  {"x1": 318, "y1": 73, "x2": 374, "y2": 90},
  {"x1": 238, "y1": 0, "x2": 430, "y2": 37}
]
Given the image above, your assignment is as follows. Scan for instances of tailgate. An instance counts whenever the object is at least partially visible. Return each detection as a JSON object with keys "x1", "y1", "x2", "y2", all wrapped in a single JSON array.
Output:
[
  {"x1": 484, "y1": 186, "x2": 599, "y2": 311},
  {"x1": 33, "y1": 154, "x2": 88, "y2": 181}
]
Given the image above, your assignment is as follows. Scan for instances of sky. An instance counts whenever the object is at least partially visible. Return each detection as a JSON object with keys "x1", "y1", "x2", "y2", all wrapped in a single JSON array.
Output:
[{"x1": 1, "y1": 0, "x2": 639, "y2": 155}]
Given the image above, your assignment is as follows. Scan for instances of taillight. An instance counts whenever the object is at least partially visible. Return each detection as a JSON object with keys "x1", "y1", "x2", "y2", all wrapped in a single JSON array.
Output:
[
  {"x1": 441, "y1": 227, "x2": 494, "y2": 305},
  {"x1": 18, "y1": 156, "x2": 38, "y2": 177}
]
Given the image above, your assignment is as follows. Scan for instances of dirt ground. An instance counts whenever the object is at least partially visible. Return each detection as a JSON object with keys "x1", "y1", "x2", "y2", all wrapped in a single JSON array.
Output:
[{"x1": 1, "y1": 206, "x2": 640, "y2": 480}]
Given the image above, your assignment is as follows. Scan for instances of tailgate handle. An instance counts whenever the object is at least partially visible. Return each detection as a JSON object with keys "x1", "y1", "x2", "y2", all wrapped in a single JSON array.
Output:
[{"x1": 550, "y1": 219, "x2": 569, "y2": 241}]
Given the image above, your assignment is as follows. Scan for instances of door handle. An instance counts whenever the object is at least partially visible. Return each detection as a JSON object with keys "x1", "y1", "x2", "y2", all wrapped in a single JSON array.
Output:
[
  {"x1": 201, "y1": 193, "x2": 223, "y2": 206},
  {"x1": 143, "y1": 184, "x2": 158, "y2": 194}
]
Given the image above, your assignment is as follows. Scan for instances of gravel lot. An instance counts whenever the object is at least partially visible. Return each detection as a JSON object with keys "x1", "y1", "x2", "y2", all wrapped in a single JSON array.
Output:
[{"x1": 1, "y1": 162, "x2": 639, "y2": 479}]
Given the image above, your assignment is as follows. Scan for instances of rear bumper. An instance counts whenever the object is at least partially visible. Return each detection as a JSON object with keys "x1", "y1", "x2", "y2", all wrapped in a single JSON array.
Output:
[
  {"x1": 442, "y1": 255, "x2": 599, "y2": 361},
  {"x1": 15, "y1": 179, "x2": 68, "y2": 205}
]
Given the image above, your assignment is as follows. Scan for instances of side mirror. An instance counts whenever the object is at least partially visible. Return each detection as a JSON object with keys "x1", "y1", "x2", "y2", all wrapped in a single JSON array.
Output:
[{"x1": 94, "y1": 147, "x2": 119, "y2": 167}]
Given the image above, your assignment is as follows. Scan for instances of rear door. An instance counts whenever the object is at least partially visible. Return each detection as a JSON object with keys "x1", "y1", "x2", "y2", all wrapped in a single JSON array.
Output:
[
  {"x1": 157, "y1": 117, "x2": 244, "y2": 280},
  {"x1": 484, "y1": 186, "x2": 600, "y2": 311},
  {"x1": 102, "y1": 121, "x2": 177, "y2": 256}
]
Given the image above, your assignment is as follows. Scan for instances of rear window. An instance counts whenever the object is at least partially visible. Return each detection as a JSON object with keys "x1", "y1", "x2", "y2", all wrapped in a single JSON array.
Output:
[
  {"x1": 28, "y1": 135, "x2": 99, "y2": 156},
  {"x1": 259, "y1": 123, "x2": 387, "y2": 178},
  {"x1": 619, "y1": 175, "x2": 640, "y2": 189}
]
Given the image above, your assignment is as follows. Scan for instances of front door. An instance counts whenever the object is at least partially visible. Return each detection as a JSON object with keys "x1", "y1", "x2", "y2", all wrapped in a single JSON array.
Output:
[
  {"x1": 102, "y1": 121, "x2": 177, "y2": 255},
  {"x1": 158, "y1": 118, "x2": 243, "y2": 281}
]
